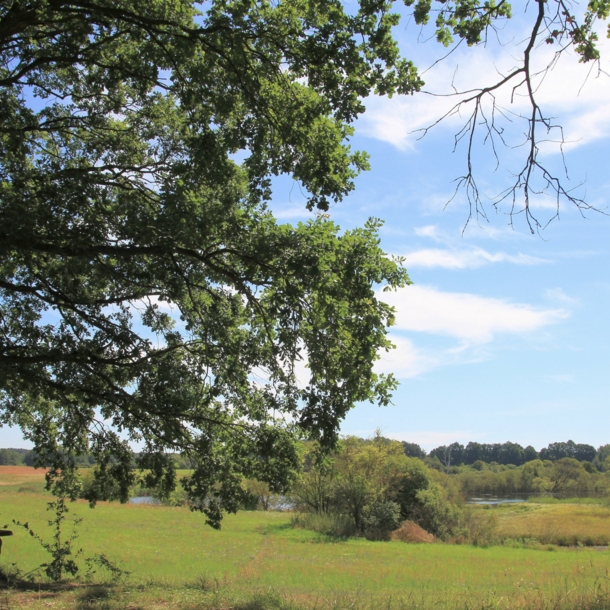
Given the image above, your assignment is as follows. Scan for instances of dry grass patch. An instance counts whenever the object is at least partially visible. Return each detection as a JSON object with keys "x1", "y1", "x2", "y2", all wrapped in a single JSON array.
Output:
[
  {"x1": 390, "y1": 521, "x2": 434, "y2": 543},
  {"x1": 0, "y1": 466, "x2": 47, "y2": 487},
  {"x1": 494, "y1": 503, "x2": 610, "y2": 546}
]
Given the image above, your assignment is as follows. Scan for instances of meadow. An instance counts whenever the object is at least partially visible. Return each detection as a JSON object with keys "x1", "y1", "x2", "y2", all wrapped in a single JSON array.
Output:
[
  {"x1": 493, "y1": 502, "x2": 610, "y2": 546},
  {"x1": 2, "y1": 467, "x2": 610, "y2": 609}
]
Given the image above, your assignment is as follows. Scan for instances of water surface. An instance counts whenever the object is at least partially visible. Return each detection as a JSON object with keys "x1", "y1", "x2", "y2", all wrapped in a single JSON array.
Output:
[{"x1": 129, "y1": 495, "x2": 159, "y2": 505}]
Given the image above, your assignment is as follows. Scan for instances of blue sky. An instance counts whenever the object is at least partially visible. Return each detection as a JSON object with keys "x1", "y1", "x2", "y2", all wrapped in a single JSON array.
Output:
[
  {"x1": 2, "y1": 3, "x2": 609, "y2": 452},
  {"x1": 272, "y1": 6, "x2": 610, "y2": 451}
]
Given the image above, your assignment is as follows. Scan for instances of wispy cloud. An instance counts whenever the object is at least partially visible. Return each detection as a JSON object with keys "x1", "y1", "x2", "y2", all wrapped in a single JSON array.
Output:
[
  {"x1": 413, "y1": 222, "x2": 534, "y2": 245},
  {"x1": 545, "y1": 288, "x2": 580, "y2": 307},
  {"x1": 402, "y1": 247, "x2": 548, "y2": 269},
  {"x1": 414, "y1": 225, "x2": 443, "y2": 240},
  {"x1": 273, "y1": 205, "x2": 313, "y2": 220},
  {"x1": 406, "y1": 221, "x2": 551, "y2": 269},
  {"x1": 374, "y1": 285, "x2": 570, "y2": 378},
  {"x1": 382, "y1": 285, "x2": 568, "y2": 344}
]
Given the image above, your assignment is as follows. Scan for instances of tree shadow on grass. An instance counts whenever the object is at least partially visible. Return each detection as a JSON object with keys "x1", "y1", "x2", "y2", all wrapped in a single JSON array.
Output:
[
  {"x1": 74, "y1": 584, "x2": 139, "y2": 610},
  {"x1": 76, "y1": 584, "x2": 112, "y2": 604},
  {"x1": 0, "y1": 573, "x2": 78, "y2": 594},
  {"x1": 232, "y1": 592, "x2": 301, "y2": 610},
  {"x1": 266, "y1": 520, "x2": 354, "y2": 544},
  {"x1": 0, "y1": 568, "x2": 129, "y2": 610},
  {"x1": 258, "y1": 522, "x2": 294, "y2": 536}
]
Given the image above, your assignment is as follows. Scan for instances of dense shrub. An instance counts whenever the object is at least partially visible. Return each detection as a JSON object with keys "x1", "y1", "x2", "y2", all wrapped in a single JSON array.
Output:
[
  {"x1": 409, "y1": 486, "x2": 461, "y2": 540},
  {"x1": 291, "y1": 512, "x2": 358, "y2": 538},
  {"x1": 292, "y1": 436, "x2": 465, "y2": 541},
  {"x1": 362, "y1": 501, "x2": 402, "y2": 540},
  {"x1": 459, "y1": 508, "x2": 498, "y2": 546}
]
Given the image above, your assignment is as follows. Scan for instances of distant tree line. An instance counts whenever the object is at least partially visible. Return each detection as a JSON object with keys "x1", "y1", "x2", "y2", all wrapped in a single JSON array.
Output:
[
  {"x1": 0, "y1": 448, "x2": 37, "y2": 466},
  {"x1": 3, "y1": 441, "x2": 609, "y2": 472},
  {"x1": 399, "y1": 441, "x2": 610, "y2": 470},
  {"x1": 385, "y1": 440, "x2": 610, "y2": 499},
  {"x1": 454, "y1": 457, "x2": 610, "y2": 497}
]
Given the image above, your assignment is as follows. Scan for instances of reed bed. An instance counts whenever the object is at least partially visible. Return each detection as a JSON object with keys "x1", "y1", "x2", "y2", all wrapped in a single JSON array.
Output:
[{"x1": 494, "y1": 503, "x2": 610, "y2": 546}]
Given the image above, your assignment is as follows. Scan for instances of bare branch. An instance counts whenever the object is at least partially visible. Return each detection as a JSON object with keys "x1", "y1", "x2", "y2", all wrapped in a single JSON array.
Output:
[{"x1": 412, "y1": 0, "x2": 607, "y2": 231}]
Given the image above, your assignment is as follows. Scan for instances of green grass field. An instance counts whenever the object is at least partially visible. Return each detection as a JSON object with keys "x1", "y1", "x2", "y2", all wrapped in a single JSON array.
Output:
[{"x1": 2, "y1": 467, "x2": 610, "y2": 609}]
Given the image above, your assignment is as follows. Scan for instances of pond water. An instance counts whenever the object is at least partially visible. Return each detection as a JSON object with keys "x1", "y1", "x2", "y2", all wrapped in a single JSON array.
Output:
[
  {"x1": 466, "y1": 496, "x2": 528, "y2": 505},
  {"x1": 129, "y1": 496, "x2": 159, "y2": 505}
]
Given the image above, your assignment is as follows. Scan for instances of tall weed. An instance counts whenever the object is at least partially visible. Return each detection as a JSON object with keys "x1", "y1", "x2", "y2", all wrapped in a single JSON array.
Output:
[
  {"x1": 458, "y1": 507, "x2": 498, "y2": 546},
  {"x1": 290, "y1": 513, "x2": 357, "y2": 538}
]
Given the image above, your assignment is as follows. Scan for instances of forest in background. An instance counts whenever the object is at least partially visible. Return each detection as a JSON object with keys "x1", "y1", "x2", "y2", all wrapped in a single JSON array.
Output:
[
  {"x1": 421, "y1": 440, "x2": 606, "y2": 470},
  {"x1": 1, "y1": 439, "x2": 606, "y2": 470}
]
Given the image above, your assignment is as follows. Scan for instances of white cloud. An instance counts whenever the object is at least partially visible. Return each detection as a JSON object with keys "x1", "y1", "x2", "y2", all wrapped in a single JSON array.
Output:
[
  {"x1": 524, "y1": 39, "x2": 610, "y2": 152},
  {"x1": 373, "y1": 285, "x2": 570, "y2": 379},
  {"x1": 358, "y1": 93, "x2": 452, "y2": 152},
  {"x1": 381, "y1": 285, "x2": 568, "y2": 344},
  {"x1": 358, "y1": 48, "x2": 514, "y2": 150},
  {"x1": 545, "y1": 287, "x2": 580, "y2": 307},
  {"x1": 561, "y1": 104, "x2": 610, "y2": 151},
  {"x1": 414, "y1": 225, "x2": 442, "y2": 240},
  {"x1": 375, "y1": 336, "x2": 437, "y2": 378},
  {"x1": 402, "y1": 247, "x2": 548, "y2": 269},
  {"x1": 273, "y1": 205, "x2": 313, "y2": 220}
]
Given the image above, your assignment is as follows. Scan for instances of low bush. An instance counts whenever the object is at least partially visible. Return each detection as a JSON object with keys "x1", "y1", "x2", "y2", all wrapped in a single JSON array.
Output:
[
  {"x1": 409, "y1": 486, "x2": 462, "y2": 540},
  {"x1": 290, "y1": 512, "x2": 357, "y2": 538},
  {"x1": 459, "y1": 507, "x2": 498, "y2": 546},
  {"x1": 362, "y1": 501, "x2": 402, "y2": 540}
]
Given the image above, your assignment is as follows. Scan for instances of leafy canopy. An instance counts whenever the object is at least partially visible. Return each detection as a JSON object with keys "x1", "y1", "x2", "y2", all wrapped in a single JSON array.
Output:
[
  {"x1": 1, "y1": 0, "x2": 606, "y2": 525},
  {"x1": 0, "y1": 0, "x2": 422, "y2": 525}
]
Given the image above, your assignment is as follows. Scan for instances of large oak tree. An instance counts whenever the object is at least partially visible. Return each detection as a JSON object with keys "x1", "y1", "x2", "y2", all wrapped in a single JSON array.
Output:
[{"x1": 1, "y1": 0, "x2": 607, "y2": 524}]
